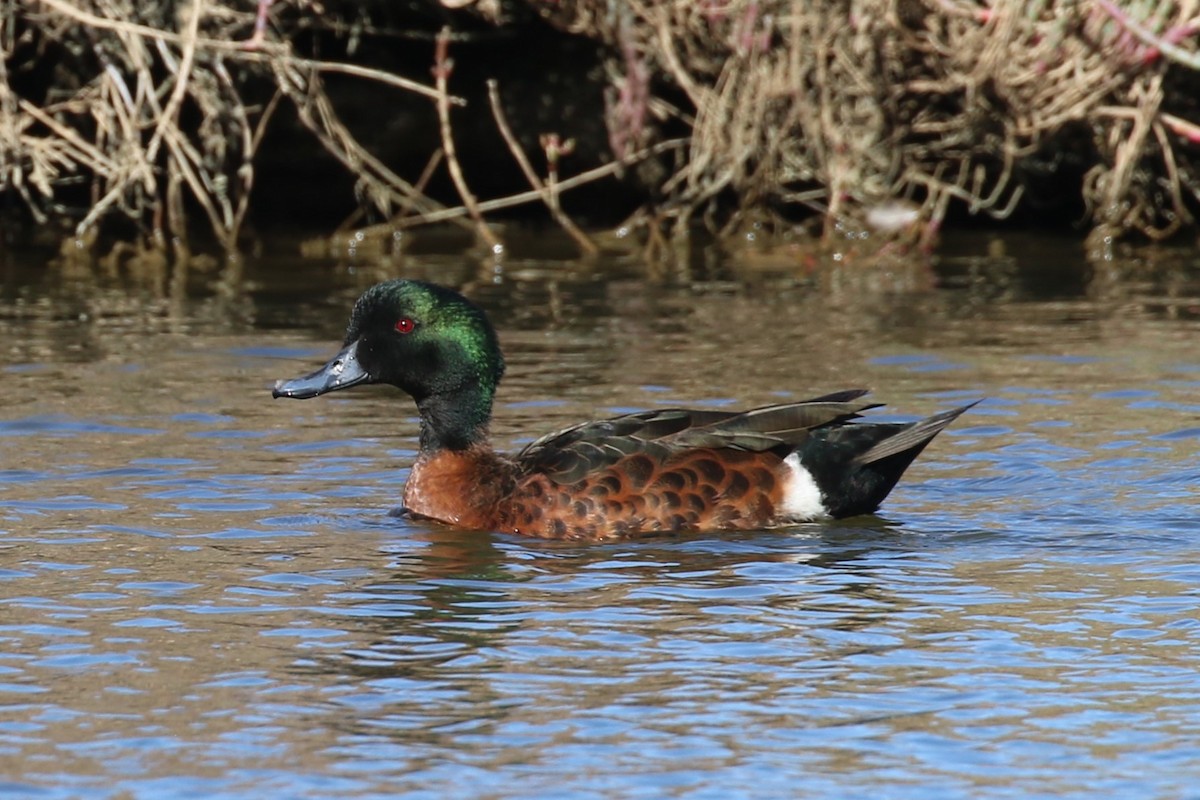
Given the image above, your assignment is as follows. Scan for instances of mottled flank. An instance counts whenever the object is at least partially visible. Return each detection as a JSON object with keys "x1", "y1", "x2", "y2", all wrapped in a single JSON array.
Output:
[
  {"x1": 502, "y1": 448, "x2": 786, "y2": 540},
  {"x1": 399, "y1": 444, "x2": 796, "y2": 540}
]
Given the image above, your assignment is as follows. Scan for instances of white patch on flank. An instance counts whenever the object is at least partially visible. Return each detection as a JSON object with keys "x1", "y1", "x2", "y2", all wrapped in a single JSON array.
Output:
[{"x1": 779, "y1": 453, "x2": 829, "y2": 521}]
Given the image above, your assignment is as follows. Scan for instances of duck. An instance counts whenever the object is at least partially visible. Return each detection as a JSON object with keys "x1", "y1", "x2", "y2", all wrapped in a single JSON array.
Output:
[{"x1": 273, "y1": 279, "x2": 976, "y2": 540}]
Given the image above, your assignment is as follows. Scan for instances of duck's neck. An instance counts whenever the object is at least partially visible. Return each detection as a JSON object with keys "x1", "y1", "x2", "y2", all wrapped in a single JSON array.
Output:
[{"x1": 415, "y1": 384, "x2": 495, "y2": 453}]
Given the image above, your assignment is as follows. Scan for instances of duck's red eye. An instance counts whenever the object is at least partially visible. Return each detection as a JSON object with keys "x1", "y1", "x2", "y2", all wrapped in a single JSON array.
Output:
[{"x1": 394, "y1": 317, "x2": 415, "y2": 334}]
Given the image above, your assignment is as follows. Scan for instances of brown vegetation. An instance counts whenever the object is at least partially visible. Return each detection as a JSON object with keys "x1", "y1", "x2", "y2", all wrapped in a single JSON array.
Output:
[
  {"x1": 532, "y1": 0, "x2": 1200, "y2": 248},
  {"x1": 2, "y1": 0, "x2": 1200, "y2": 258}
]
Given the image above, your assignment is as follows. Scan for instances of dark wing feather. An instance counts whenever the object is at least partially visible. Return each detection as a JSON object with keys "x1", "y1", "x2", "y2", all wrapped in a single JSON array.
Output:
[
  {"x1": 853, "y1": 400, "x2": 980, "y2": 464},
  {"x1": 517, "y1": 390, "x2": 882, "y2": 485},
  {"x1": 682, "y1": 400, "x2": 883, "y2": 440},
  {"x1": 797, "y1": 388, "x2": 873, "y2": 404},
  {"x1": 517, "y1": 408, "x2": 737, "y2": 456}
]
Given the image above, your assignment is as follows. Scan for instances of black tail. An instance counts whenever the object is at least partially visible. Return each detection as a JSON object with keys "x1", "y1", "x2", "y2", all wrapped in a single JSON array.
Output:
[{"x1": 800, "y1": 401, "x2": 978, "y2": 518}]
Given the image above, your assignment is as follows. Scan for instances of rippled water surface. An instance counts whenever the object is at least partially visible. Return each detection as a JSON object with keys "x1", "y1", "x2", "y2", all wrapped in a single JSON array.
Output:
[{"x1": 1, "y1": 237, "x2": 1198, "y2": 798}]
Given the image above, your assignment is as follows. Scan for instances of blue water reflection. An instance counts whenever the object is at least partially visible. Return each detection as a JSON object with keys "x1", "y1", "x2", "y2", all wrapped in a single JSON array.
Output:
[{"x1": 1, "y1": 248, "x2": 1199, "y2": 798}]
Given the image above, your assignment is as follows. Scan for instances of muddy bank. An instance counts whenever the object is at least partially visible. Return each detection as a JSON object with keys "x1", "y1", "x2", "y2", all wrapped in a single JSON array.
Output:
[{"x1": 2, "y1": 1, "x2": 1199, "y2": 259}]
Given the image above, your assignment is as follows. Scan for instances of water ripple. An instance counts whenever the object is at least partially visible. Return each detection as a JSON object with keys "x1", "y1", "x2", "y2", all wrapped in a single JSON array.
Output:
[{"x1": 2, "y1": 267, "x2": 1200, "y2": 799}]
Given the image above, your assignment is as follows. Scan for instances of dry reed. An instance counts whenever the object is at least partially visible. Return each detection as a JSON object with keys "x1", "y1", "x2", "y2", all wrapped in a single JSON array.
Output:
[
  {"x1": 533, "y1": 0, "x2": 1200, "y2": 247},
  {"x1": 1, "y1": 0, "x2": 464, "y2": 251},
  {"x1": 3, "y1": 0, "x2": 1200, "y2": 257}
]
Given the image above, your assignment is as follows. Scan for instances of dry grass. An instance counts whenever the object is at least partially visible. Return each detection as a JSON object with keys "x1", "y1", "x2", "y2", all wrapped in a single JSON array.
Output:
[
  {"x1": 3, "y1": 0, "x2": 1200, "y2": 258},
  {"x1": 536, "y1": 0, "x2": 1200, "y2": 249},
  {"x1": 1, "y1": 0, "x2": 463, "y2": 252}
]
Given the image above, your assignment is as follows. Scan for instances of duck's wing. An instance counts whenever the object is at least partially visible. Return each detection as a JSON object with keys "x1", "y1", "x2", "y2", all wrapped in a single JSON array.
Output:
[{"x1": 514, "y1": 389, "x2": 881, "y2": 485}]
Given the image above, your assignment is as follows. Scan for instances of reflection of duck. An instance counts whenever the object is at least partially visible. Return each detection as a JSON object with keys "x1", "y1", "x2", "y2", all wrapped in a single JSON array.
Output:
[{"x1": 274, "y1": 280, "x2": 975, "y2": 539}]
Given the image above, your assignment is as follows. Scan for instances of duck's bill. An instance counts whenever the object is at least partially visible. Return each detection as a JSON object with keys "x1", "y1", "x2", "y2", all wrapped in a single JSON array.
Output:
[{"x1": 272, "y1": 342, "x2": 372, "y2": 399}]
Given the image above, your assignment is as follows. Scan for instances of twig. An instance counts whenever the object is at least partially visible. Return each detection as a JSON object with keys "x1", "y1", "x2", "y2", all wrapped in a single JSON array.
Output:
[
  {"x1": 1160, "y1": 110, "x2": 1200, "y2": 143},
  {"x1": 285, "y1": 57, "x2": 464, "y2": 106},
  {"x1": 144, "y1": 0, "x2": 202, "y2": 165},
  {"x1": 432, "y1": 27, "x2": 500, "y2": 251},
  {"x1": 218, "y1": 58, "x2": 270, "y2": 248},
  {"x1": 15, "y1": 98, "x2": 113, "y2": 171},
  {"x1": 395, "y1": 137, "x2": 688, "y2": 228},
  {"x1": 30, "y1": 0, "x2": 463, "y2": 104},
  {"x1": 1147, "y1": 120, "x2": 1186, "y2": 239},
  {"x1": 272, "y1": 62, "x2": 452, "y2": 221},
  {"x1": 245, "y1": 0, "x2": 272, "y2": 48},
  {"x1": 486, "y1": 79, "x2": 597, "y2": 256},
  {"x1": 1093, "y1": 0, "x2": 1200, "y2": 70},
  {"x1": 412, "y1": 149, "x2": 446, "y2": 197}
]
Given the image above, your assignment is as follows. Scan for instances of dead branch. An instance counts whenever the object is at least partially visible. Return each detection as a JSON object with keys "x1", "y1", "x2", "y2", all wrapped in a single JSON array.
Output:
[
  {"x1": 486, "y1": 79, "x2": 598, "y2": 256},
  {"x1": 530, "y1": 0, "x2": 1200, "y2": 245},
  {"x1": 4, "y1": 0, "x2": 462, "y2": 250},
  {"x1": 432, "y1": 27, "x2": 500, "y2": 251},
  {"x1": 7, "y1": 0, "x2": 1200, "y2": 255}
]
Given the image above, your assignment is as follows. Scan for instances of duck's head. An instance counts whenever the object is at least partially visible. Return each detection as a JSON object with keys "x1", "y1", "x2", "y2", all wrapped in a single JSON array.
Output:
[{"x1": 273, "y1": 279, "x2": 505, "y2": 450}]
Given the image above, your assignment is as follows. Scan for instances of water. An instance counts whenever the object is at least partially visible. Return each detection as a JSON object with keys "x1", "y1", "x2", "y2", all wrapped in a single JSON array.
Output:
[{"x1": 1, "y1": 236, "x2": 1198, "y2": 798}]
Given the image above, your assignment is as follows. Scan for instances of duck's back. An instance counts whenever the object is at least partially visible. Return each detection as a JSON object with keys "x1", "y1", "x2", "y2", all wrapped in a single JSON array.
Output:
[{"x1": 499, "y1": 391, "x2": 883, "y2": 539}]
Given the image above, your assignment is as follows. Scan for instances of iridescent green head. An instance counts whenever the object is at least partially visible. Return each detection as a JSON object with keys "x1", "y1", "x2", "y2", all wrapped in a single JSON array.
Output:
[{"x1": 274, "y1": 280, "x2": 506, "y2": 451}]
